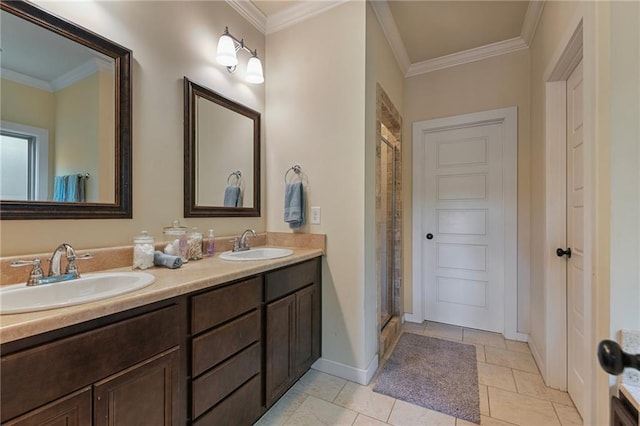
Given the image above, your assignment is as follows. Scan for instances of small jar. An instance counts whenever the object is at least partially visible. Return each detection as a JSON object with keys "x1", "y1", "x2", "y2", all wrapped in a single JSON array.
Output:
[
  {"x1": 187, "y1": 227, "x2": 203, "y2": 260},
  {"x1": 133, "y1": 230, "x2": 155, "y2": 270},
  {"x1": 163, "y1": 220, "x2": 188, "y2": 263}
]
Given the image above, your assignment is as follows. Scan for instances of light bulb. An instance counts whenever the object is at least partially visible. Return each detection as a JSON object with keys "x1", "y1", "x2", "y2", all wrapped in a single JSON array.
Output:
[
  {"x1": 245, "y1": 56, "x2": 264, "y2": 84},
  {"x1": 216, "y1": 34, "x2": 238, "y2": 67}
]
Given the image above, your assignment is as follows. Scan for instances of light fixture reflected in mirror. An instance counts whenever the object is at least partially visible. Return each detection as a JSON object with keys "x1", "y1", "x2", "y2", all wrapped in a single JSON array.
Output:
[{"x1": 215, "y1": 26, "x2": 263, "y2": 84}]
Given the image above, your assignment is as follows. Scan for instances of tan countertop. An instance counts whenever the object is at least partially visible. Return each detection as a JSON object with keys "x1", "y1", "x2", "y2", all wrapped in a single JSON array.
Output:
[
  {"x1": 0, "y1": 247, "x2": 323, "y2": 345},
  {"x1": 620, "y1": 383, "x2": 640, "y2": 412}
]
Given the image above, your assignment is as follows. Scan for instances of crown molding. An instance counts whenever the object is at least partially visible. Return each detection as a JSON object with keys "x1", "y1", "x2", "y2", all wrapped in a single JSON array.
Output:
[
  {"x1": 1, "y1": 68, "x2": 52, "y2": 92},
  {"x1": 266, "y1": 0, "x2": 348, "y2": 35},
  {"x1": 50, "y1": 58, "x2": 113, "y2": 92},
  {"x1": 225, "y1": 0, "x2": 267, "y2": 34},
  {"x1": 369, "y1": 0, "x2": 410, "y2": 74},
  {"x1": 406, "y1": 36, "x2": 528, "y2": 77},
  {"x1": 521, "y1": 0, "x2": 545, "y2": 45}
]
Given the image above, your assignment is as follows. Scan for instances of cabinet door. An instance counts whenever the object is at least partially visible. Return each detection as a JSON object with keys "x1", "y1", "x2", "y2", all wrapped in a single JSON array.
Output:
[
  {"x1": 94, "y1": 347, "x2": 181, "y2": 426},
  {"x1": 4, "y1": 387, "x2": 91, "y2": 426},
  {"x1": 265, "y1": 294, "x2": 296, "y2": 407},
  {"x1": 294, "y1": 284, "x2": 320, "y2": 375}
]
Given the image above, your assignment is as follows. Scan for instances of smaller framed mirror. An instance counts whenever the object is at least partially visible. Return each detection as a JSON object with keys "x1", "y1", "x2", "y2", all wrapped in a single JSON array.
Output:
[{"x1": 184, "y1": 77, "x2": 260, "y2": 217}]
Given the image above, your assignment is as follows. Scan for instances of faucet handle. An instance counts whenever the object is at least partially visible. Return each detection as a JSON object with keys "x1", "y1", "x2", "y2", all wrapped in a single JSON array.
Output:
[
  {"x1": 11, "y1": 258, "x2": 44, "y2": 286},
  {"x1": 66, "y1": 253, "x2": 93, "y2": 278},
  {"x1": 230, "y1": 237, "x2": 241, "y2": 252}
]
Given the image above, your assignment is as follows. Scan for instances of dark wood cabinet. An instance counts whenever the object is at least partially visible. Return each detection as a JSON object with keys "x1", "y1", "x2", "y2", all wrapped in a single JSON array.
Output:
[
  {"x1": 1, "y1": 301, "x2": 185, "y2": 426},
  {"x1": 611, "y1": 395, "x2": 638, "y2": 426},
  {"x1": 265, "y1": 293, "x2": 296, "y2": 406},
  {"x1": 265, "y1": 258, "x2": 321, "y2": 407},
  {"x1": 1, "y1": 256, "x2": 321, "y2": 425},
  {"x1": 94, "y1": 347, "x2": 180, "y2": 426},
  {"x1": 189, "y1": 277, "x2": 263, "y2": 424},
  {"x1": 3, "y1": 387, "x2": 92, "y2": 426}
]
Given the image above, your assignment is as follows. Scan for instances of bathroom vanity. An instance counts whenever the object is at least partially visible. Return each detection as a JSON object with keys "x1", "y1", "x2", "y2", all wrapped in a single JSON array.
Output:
[{"x1": 0, "y1": 251, "x2": 322, "y2": 425}]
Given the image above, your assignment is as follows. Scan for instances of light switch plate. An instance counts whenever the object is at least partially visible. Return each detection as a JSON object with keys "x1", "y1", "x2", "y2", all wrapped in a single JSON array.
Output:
[{"x1": 310, "y1": 206, "x2": 321, "y2": 224}]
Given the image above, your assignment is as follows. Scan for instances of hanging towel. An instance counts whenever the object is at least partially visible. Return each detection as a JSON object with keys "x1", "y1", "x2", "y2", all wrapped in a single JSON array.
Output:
[
  {"x1": 284, "y1": 181, "x2": 304, "y2": 229},
  {"x1": 78, "y1": 176, "x2": 86, "y2": 202},
  {"x1": 223, "y1": 186, "x2": 241, "y2": 207},
  {"x1": 53, "y1": 176, "x2": 67, "y2": 202},
  {"x1": 65, "y1": 175, "x2": 80, "y2": 202}
]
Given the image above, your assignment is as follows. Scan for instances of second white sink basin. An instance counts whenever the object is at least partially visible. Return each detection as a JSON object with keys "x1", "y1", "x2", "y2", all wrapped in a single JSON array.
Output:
[
  {"x1": 219, "y1": 247, "x2": 294, "y2": 261},
  {"x1": 0, "y1": 272, "x2": 156, "y2": 315}
]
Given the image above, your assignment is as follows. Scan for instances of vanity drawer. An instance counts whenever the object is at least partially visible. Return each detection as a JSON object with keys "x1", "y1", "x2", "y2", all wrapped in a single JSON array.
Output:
[
  {"x1": 191, "y1": 276, "x2": 262, "y2": 334},
  {"x1": 193, "y1": 374, "x2": 262, "y2": 426},
  {"x1": 192, "y1": 309, "x2": 260, "y2": 376},
  {"x1": 265, "y1": 258, "x2": 319, "y2": 302},
  {"x1": 192, "y1": 342, "x2": 261, "y2": 419}
]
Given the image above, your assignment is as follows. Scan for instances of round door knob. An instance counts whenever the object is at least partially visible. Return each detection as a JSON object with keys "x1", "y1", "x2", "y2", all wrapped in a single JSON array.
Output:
[
  {"x1": 597, "y1": 339, "x2": 640, "y2": 375},
  {"x1": 426, "y1": 233, "x2": 433, "y2": 240},
  {"x1": 556, "y1": 247, "x2": 571, "y2": 258}
]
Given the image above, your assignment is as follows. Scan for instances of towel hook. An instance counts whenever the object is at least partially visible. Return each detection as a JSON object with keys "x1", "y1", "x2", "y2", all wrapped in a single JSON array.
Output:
[
  {"x1": 227, "y1": 170, "x2": 242, "y2": 186},
  {"x1": 284, "y1": 164, "x2": 302, "y2": 184}
]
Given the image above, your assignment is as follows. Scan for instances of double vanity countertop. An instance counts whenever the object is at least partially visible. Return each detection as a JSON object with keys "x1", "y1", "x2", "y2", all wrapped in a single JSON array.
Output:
[{"x1": 0, "y1": 246, "x2": 323, "y2": 345}]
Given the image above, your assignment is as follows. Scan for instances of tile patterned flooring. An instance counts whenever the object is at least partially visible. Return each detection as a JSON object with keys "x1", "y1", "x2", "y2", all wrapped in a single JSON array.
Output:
[{"x1": 255, "y1": 321, "x2": 583, "y2": 426}]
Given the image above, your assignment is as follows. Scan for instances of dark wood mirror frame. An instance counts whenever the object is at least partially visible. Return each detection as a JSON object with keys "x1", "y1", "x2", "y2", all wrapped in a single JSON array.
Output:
[
  {"x1": 184, "y1": 77, "x2": 261, "y2": 217},
  {"x1": 0, "y1": 0, "x2": 132, "y2": 220}
]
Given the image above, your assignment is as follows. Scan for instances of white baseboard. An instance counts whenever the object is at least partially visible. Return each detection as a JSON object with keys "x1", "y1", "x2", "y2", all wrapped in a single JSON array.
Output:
[
  {"x1": 403, "y1": 312, "x2": 422, "y2": 324},
  {"x1": 311, "y1": 355, "x2": 379, "y2": 385},
  {"x1": 505, "y1": 331, "x2": 529, "y2": 342},
  {"x1": 529, "y1": 336, "x2": 546, "y2": 379}
]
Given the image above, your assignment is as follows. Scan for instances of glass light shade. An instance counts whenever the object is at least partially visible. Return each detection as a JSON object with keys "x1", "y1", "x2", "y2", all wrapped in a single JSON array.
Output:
[
  {"x1": 245, "y1": 56, "x2": 264, "y2": 84},
  {"x1": 216, "y1": 35, "x2": 238, "y2": 67}
]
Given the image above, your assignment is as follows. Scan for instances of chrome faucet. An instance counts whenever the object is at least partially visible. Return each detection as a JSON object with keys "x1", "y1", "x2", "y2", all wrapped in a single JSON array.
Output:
[
  {"x1": 10, "y1": 243, "x2": 93, "y2": 286},
  {"x1": 232, "y1": 229, "x2": 257, "y2": 252},
  {"x1": 47, "y1": 243, "x2": 93, "y2": 282}
]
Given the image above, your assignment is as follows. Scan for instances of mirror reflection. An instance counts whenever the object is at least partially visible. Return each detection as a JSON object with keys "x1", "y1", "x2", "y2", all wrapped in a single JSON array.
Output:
[
  {"x1": 184, "y1": 77, "x2": 260, "y2": 217},
  {"x1": 0, "y1": 9, "x2": 116, "y2": 203},
  {"x1": 196, "y1": 95, "x2": 254, "y2": 208}
]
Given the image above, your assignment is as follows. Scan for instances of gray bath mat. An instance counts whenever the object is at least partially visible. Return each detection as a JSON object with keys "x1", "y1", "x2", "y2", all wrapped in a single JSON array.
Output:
[{"x1": 373, "y1": 332, "x2": 480, "y2": 424}]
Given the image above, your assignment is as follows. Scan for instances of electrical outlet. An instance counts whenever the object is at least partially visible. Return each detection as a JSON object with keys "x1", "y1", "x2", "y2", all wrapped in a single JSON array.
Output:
[{"x1": 310, "y1": 206, "x2": 321, "y2": 224}]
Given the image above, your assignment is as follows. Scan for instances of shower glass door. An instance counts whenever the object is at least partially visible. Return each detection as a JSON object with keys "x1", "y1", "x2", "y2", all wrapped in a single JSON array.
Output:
[{"x1": 379, "y1": 136, "x2": 396, "y2": 330}]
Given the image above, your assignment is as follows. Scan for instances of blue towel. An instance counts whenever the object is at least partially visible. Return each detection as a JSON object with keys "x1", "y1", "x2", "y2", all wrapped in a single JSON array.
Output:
[
  {"x1": 284, "y1": 182, "x2": 304, "y2": 229},
  {"x1": 53, "y1": 176, "x2": 67, "y2": 201},
  {"x1": 65, "y1": 175, "x2": 79, "y2": 202},
  {"x1": 223, "y1": 186, "x2": 241, "y2": 207}
]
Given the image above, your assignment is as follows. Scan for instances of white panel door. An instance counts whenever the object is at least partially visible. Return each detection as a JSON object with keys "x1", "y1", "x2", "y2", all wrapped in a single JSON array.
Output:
[
  {"x1": 566, "y1": 59, "x2": 585, "y2": 416},
  {"x1": 422, "y1": 123, "x2": 504, "y2": 332}
]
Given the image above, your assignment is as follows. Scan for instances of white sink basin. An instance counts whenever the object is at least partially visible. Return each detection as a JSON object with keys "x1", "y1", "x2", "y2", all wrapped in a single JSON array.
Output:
[
  {"x1": 0, "y1": 272, "x2": 156, "y2": 315},
  {"x1": 219, "y1": 247, "x2": 294, "y2": 261}
]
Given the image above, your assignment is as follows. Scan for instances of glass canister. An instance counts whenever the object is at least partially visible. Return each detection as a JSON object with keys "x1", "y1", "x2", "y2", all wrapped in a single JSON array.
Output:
[
  {"x1": 187, "y1": 227, "x2": 203, "y2": 260},
  {"x1": 163, "y1": 220, "x2": 189, "y2": 263},
  {"x1": 132, "y1": 230, "x2": 155, "y2": 270}
]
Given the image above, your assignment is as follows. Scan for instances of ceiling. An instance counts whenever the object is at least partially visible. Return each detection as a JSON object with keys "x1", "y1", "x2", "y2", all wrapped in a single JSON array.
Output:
[{"x1": 248, "y1": 0, "x2": 538, "y2": 74}]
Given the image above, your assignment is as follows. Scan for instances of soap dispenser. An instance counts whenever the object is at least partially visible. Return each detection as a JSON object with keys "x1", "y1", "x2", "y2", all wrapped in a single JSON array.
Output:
[{"x1": 204, "y1": 229, "x2": 216, "y2": 257}]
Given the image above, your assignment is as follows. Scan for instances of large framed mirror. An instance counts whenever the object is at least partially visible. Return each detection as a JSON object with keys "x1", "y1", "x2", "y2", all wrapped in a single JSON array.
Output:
[
  {"x1": 184, "y1": 77, "x2": 260, "y2": 217},
  {"x1": 0, "y1": 0, "x2": 132, "y2": 219}
]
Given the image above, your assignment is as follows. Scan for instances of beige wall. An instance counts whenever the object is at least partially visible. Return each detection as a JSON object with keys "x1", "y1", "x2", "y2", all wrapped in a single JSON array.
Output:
[
  {"x1": 403, "y1": 49, "x2": 531, "y2": 332},
  {"x1": 1, "y1": 1, "x2": 265, "y2": 256},
  {"x1": 55, "y1": 74, "x2": 100, "y2": 202},
  {"x1": 1, "y1": 78, "x2": 56, "y2": 195},
  {"x1": 608, "y1": 0, "x2": 640, "y2": 339},
  {"x1": 265, "y1": 2, "x2": 370, "y2": 370},
  {"x1": 98, "y1": 71, "x2": 115, "y2": 203},
  {"x1": 1, "y1": 78, "x2": 55, "y2": 132}
]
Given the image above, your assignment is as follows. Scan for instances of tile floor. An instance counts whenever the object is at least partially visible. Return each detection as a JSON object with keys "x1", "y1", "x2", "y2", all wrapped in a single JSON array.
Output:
[{"x1": 254, "y1": 321, "x2": 583, "y2": 426}]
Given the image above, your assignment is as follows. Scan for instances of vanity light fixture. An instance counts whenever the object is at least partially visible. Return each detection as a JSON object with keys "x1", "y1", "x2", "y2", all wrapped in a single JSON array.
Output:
[{"x1": 216, "y1": 27, "x2": 264, "y2": 84}]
